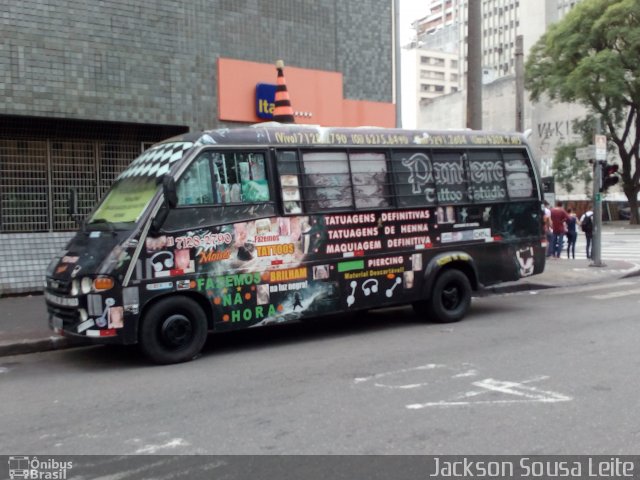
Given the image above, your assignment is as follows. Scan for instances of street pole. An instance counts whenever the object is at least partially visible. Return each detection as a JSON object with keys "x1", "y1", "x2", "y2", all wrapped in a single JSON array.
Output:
[
  {"x1": 393, "y1": 0, "x2": 402, "y2": 128},
  {"x1": 591, "y1": 120, "x2": 605, "y2": 267},
  {"x1": 515, "y1": 35, "x2": 524, "y2": 132},
  {"x1": 466, "y1": 0, "x2": 482, "y2": 129},
  {"x1": 591, "y1": 159, "x2": 604, "y2": 267}
]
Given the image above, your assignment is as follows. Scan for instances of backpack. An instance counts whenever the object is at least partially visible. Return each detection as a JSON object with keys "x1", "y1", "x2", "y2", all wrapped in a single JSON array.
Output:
[{"x1": 581, "y1": 214, "x2": 593, "y2": 233}]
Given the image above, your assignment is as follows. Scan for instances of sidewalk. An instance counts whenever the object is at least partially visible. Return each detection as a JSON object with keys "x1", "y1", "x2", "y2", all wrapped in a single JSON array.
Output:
[{"x1": 2, "y1": 255, "x2": 639, "y2": 358}]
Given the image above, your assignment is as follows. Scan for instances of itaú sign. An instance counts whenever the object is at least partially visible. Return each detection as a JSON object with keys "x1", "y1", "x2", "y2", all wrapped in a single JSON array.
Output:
[
  {"x1": 255, "y1": 83, "x2": 313, "y2": 120},
  {"x1": 256, "y1": 83, "x2": 276, "y2": 119}
]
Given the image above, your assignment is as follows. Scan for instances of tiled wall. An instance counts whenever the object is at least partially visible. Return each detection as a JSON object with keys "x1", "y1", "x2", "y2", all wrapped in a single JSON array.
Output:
[
  {"x1": 0, "y1": 1, "x2": 393, "y2": 132},
  {"x1": 0, "y1": 233, "x2": 73, "y2": 296}
]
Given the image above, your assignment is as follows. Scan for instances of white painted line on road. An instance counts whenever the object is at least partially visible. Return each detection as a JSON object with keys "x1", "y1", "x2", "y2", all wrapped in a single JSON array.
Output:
[
  {"x1": 354, "y1": 363, "x2": 446, "y2": 384},
  {"x1": 452, "y1": 369, "x2": 478, "y2": 378},
  {"x1": 0, "y1": 367, "x2": 8, "y2": 374},
  {"x1": 134, "y1": 438, "x2": 190, "y2": 454},
  {"x1": 374, "y1": 382, "x2": 429, "y2": 390},
  {"x1": 406, "y1": 375, "x2": 571, "y2": 409},
  {"x1": 590, "y1": 288, "x2": 640, "y2": 300}
]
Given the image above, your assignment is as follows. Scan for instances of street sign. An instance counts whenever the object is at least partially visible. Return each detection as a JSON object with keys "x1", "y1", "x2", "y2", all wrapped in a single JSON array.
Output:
[
  {"x1": 576, "y1": 146, "x2": 595, "y2": 161},
  {"x1": 595, "y1": 134, "x2": 607, "y2": 161}
]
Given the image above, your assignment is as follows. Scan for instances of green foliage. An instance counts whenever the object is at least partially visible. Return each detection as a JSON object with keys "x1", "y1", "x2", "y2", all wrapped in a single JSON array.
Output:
[
  {"x1": 552, "y1": 143, "x2": 592, "y2": 194},
  {"x1": 525, "y1": 0, "x2": 640, "y2": 223}
]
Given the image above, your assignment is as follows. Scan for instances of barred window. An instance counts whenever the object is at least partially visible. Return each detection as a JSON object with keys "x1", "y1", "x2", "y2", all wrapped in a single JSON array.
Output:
[{"x1": 0, "y1": 138, "x2": 143, "y2": 233}]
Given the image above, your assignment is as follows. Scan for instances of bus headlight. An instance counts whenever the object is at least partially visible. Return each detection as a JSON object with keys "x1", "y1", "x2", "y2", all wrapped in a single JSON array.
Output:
[
  {"x1": 71, "y1": 280, "x2": 80, "y2": 296},
  {"x1": 81, "y1": 277, "x2": 93, "y2": 294}
]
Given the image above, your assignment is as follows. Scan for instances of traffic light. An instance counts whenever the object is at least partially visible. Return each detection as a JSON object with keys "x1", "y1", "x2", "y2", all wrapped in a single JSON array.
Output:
[
  {"x1": 541, "y1": 176, "x2": 555, "y2": 193},
  {"x1": 600, "y1": 162, "x2": 619, "y2": 192}
]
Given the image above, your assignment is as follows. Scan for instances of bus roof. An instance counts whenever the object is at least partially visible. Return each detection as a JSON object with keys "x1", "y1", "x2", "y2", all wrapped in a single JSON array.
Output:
[{"x1": 160, "y1": 124, "x2": 528, "y2": 149}]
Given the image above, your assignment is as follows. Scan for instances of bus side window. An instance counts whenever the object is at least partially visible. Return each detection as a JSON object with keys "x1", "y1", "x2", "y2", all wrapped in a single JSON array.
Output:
[
  {"x1": 431, "y1": 150, "x2": 470, "y2": 205},
  {"x1": 212, "y1": 152, "x2": 270, "y2": 204},
  {"x1": 467, "y1": 150, "x2": 508, "y2": 203},
  {"x1": 176, "y1": 154, "x2": 214, "y2": 205},
  {"x1": 302, "y1": 151, "x2": 353, "y2": 212},
  {"x1": 503, "y1": 150, "x2": 535, "y2": 199},
  {"x1": 277, "y1": 151, "x2": 302, "y2": 214},
  {"x1": 177, "y1": 151, "x2": 270, "y2": 207},
  {"x1": 349, "y1": 152, "x2": 391, "y2": 209},
  {"x1": 391, "y1": 149, "x2": 437, "y2": 207}
]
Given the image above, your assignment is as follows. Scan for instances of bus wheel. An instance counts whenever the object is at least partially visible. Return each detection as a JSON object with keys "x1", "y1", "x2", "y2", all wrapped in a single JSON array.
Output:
[
  {"x1": 139, "y1": 296, "x2": 208, "y2": 364},
  {"x1": 414, "y1": 269, "x2": 471, "y2": 323}
]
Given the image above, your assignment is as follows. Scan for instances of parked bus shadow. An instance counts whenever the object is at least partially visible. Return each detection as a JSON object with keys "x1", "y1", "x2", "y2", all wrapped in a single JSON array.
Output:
[
  {"x1": 201, "y1": 306, "x2": 418, "y2": 357},
  {"x1": 57, "y1": 306, "x2": 420, "y2": 368},
  {"x1": 57, "y1": 301, "x2": 520, "y2": 368}
]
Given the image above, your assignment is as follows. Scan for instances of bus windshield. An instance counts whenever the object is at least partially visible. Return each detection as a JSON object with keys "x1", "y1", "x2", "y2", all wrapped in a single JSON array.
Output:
[
  {"x1": 88, "y1": 176, "x2": 158, "y2": 227},
  {"x1": 88, "y1": 141, "x2": 195, "y2": 228}
]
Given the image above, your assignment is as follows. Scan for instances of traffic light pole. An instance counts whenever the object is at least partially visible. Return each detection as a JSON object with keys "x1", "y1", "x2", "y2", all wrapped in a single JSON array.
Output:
[{"x1": 591, "y1": 160, "x2": 604, "y2": 267}]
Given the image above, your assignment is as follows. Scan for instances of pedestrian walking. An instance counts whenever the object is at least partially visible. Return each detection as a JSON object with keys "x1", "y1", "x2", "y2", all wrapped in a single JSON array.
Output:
[
  {"x1": 550, "y1": 201, "x2": 569, "y2": 258},
  {"x1": 565, "y1": 207, "x2": 578, "y2": 259},
  {"x1": 543, "y1": 201, "x2": 553, "y2": 257},
  {"x1": 580, "y1": 207, "x2": 594, "y2": 259}
]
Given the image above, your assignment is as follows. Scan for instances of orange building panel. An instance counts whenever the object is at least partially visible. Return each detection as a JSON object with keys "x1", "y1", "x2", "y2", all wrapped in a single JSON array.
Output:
[{"x1": 217, "y1": 58, "x2": 395, "y2": 128}]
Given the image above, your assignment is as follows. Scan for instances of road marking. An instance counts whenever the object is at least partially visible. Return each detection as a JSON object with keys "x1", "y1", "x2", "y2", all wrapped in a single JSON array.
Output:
[
  {"x1": 355, "y1": 364, "x2": 570, "y2": 409},
  {"x1": 134, "y1": 438, "x2": 190, "y2": 454},
  {"x1": 373, "y1": 382, "x2": 429, "y2": 390},
  {"x1": 0, "y1": 367, "x2": 8, "y2": 374},
  {"x1": 354, "y1": 363, "x2": 446, "y2": 385},
  {"x1": 590, "y1": 287, "x2": 640, "y2": 300},
  {"x1": 406, "y1": 375, "x2": 571, "y2": 409},
  {"x1": 452, "y1": 368, "x2": 478, "y2": 378}
]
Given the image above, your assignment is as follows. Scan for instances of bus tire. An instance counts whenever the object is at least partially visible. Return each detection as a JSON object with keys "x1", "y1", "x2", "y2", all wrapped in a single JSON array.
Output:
[
  {"x1": 139, "y1": 296, "x2": 208, "y2": 364},
  {"x1": 414, "y1": 269, "x2": 471, "y2": 323}
]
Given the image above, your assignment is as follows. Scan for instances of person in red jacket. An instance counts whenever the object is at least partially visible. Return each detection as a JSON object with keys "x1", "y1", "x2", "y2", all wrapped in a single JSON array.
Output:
[{"x1": 550, "y1": 201, "x2": 570, "y2": 258}]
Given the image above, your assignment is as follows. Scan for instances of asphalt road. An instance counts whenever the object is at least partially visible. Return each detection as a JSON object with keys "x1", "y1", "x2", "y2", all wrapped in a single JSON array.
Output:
[{"x1": 1, "y1": 276, "x2": 639, "y2": 455}]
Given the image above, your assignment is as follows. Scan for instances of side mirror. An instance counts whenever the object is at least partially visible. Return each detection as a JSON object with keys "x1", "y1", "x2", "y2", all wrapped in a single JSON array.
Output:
[
  {"x1": 162, "y1": 175, "x2": 178, "y2": 209},
  {"x1": 151, "y1": 175, "x2": 177, "y2": 233}
]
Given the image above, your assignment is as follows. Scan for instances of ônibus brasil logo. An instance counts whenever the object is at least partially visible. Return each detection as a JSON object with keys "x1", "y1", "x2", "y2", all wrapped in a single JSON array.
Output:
[{"x1": 8, "y1": 456, "x2": 73, "y2": 479}]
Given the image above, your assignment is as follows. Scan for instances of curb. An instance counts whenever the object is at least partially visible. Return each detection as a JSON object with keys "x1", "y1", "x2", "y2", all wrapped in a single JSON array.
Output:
[
  {"x1": 480, "y1": 282, "x2": 555, "y2": 296},
  {"x1": 622, "y1": 267, "x2": 640, "y2": 279},
  {"x1": 0, "y1": 335, "x2": 89, "y2": 358}
]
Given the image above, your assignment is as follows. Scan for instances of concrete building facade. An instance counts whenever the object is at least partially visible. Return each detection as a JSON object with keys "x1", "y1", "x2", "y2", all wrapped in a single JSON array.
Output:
[
  {"x1": 0, "y1": 0, "x2": 394, "y2": 295},
  {"x1": 414, "y1": 0, "x2": 594, "y2": 181}
]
